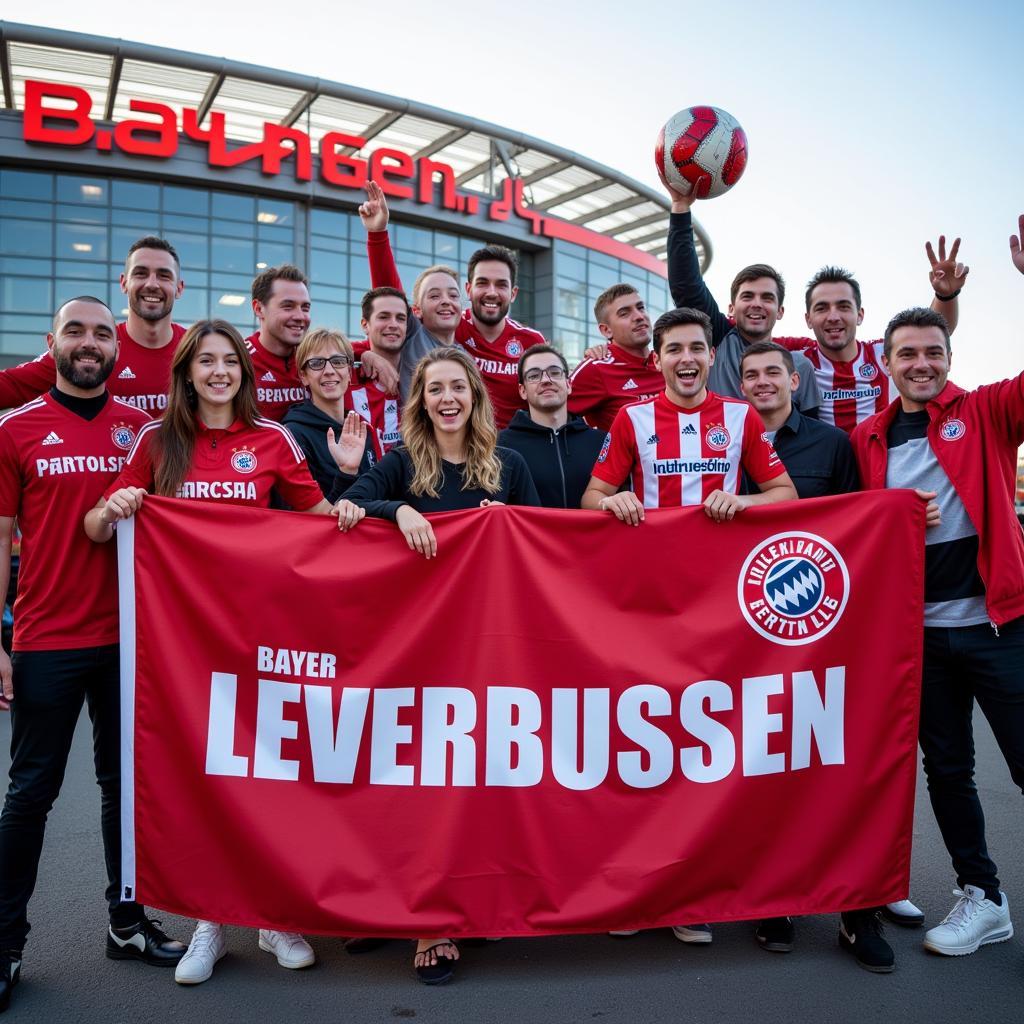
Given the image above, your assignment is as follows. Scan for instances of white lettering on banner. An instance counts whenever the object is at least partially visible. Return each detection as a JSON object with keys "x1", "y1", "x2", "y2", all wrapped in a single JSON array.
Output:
[{"x1": 205, "y1": 666, "x2": 847, "y2": 789}]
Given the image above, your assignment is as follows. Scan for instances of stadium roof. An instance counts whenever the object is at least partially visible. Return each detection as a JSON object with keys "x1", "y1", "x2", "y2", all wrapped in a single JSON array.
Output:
[{"x1": 0, "y1": 21, "x2": 711, "y2": 269}]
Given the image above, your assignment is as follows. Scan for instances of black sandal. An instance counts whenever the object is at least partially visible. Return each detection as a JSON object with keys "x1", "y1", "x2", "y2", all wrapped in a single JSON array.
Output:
[{"x1": 414, "y1": 941, "x2": 457, "y2": 985}]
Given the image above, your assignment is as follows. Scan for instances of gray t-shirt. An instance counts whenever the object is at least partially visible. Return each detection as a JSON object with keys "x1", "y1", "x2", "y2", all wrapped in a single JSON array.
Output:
[{"x1": 398, "y1": 317, "x2": 445, "y2": 402}]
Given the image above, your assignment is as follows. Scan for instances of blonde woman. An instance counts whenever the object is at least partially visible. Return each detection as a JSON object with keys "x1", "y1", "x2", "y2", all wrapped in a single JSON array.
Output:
[{"x1": 336, "y1": 347, "x2": 538, "y2": 982}]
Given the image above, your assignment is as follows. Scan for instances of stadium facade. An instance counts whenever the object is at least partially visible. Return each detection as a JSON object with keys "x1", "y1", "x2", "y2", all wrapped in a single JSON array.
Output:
[{"x1": 0, "y1": 22, "x2": 712, "y2": 369}]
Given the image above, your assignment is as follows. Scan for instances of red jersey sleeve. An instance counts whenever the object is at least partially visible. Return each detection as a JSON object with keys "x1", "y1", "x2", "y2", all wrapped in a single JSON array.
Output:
[
  {"x1": 269, "y1": 429, "x2": 326, "y2": 512},
  {"x1": 590, "y1": 407, "x2": 637, "y2": 488},
  {"x1": 740, "y1": 409, "x2": 787, "y2": 487},
  {"x1": 567, "y1": 359, "x2": 607, "y2": 426},
  {"x1": 0, "y1": 428, "x2": 23, "y2": 517},
  {"x1": 0, "y1": 353, "x2": 58, "y2": 409},
  {"x1": 104, "y1": 424, "x2": 157, "y2": 499},
  {"x1": 367, "y1": 230, "x2": 404, "y2": 291},
  {"x1": 775, "y1": 336, "x2": 815, "y2": 352}
]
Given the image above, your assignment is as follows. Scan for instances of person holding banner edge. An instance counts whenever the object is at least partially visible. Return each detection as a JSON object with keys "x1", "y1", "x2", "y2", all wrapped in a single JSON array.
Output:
[
  {"x1": 337, "y1": 345, "x2": 538, "y2": 983},
  {"x1": 85, "y1": 319, "x2": 337, "y2": 986}
]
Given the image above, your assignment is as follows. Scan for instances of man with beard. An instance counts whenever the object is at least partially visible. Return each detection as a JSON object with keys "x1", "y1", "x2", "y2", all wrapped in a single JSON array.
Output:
[
  {"x1": 0, "y1": 298, "x2": 184, "y2": 1013},
  {"x1": 0, "y1": 237, "x2": 186, "y2": 415},
  {"x1": 245, "y1": 264, "x2": 313, "y2": 421}
]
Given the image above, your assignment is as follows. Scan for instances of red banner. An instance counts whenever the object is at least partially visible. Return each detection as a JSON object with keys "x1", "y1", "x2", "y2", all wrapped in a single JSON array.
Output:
[{"x1": 118, "y1": 492, "x2": 924, "y2": 936}]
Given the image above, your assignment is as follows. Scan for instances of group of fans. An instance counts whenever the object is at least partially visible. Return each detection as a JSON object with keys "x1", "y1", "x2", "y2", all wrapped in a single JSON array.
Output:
[{"x1": 0, "y1": 172, "x2": 1020, "y2": 1004}]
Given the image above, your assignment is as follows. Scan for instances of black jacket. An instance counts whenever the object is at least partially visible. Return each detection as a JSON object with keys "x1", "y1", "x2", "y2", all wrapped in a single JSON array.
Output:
[
  {"x1": 282, "y1": 400, "x2": 375, "y2": 503},
  {"x1": 499, "y1": 411, "x2": 607, "y2": 509}
]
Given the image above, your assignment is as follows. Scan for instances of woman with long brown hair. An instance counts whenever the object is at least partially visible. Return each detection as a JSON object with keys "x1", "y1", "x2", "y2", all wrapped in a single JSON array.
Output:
[
  {"x1": 336, "y1": 346, "x2": 538, "y2": 984},
  {"x1": 84, "y1": 318, "x2": 334, "y2": 985}
]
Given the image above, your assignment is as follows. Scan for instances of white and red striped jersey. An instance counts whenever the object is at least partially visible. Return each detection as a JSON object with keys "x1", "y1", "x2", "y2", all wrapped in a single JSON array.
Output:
[
  {"x1": 346, "y1": 339, "x2": 401, "y2": 458},
  {"x1": 778, "y1": 337, "x2": 893, "y2": 433},
  {"x1": 592, "y1": 390, "x2": 784, "y2": 508}
]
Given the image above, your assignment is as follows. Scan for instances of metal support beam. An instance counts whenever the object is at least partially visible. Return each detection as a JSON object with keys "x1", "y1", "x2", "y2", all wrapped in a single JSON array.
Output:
[
  {"x1": 603, "y1": 211, "x2": 666, "y2": 236},
  {"x1": 572, "y1": 194, "x2": 647, "y2": 225},
  {"x1": 521, "y1": 159, "x2": 571, "y2": 186},
  {"x1": 103, "y1": 50, "x2": 123, "y2": 121},
  {"x1": 620, "y1": 226, "x2": 669, "y2": 248},
  {"x1": 534, "y1": 177, "x2": 610, "y2": 212},
  {"x1": 337, "y1": 108, "x2": 402, "y2": 155},
  {"x1": 196, "y1": 70, "x2": 225, "y2": 124},
  {"x1": 0, "y1": 38, "x2": 12, "y2": 109},
  {"x1": 413, "y1": 126, "x2": 468, "y2": 160},
  {"x1": 281, "y1": 88, "x2": 318, "y2": 128}
]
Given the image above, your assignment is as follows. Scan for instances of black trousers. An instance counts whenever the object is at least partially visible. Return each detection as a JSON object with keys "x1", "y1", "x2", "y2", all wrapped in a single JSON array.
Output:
[
  {"x1": 0, "y1": 644, "x2": 143, "y2": 950},
  {"x1": 919, "y1": 617, "x2": 1024, "y2": 894}
]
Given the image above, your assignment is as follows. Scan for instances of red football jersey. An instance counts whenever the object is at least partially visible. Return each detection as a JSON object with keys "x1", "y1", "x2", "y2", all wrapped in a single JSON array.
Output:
[
  {"x1": 244, "y1": 332, "x2": 308, "y2": 422},
  {"x1": 569, "y1": 342, "x2": 665, "y2": 432},
  {"x1": 0, "y1": 323, "x2": 185, "y2": 414},
  {"x1": 777, "y1": 336, "x2": 893, "y2": 433},
  {"x1": 455, "y1": 310, "x2": 545, "y2": 429},
  {"x1": 0, "y1": 393, "x2": 151, "y2": 650},
  {"x1": 592, "y1": 391, "x2": 784, "y2": 508},
  {"x1": 108, "y1": 416, "x2": 323, "y2": 511},
  {"x1": 344, "y1": 340, "x2": 402, "y2": 460}
]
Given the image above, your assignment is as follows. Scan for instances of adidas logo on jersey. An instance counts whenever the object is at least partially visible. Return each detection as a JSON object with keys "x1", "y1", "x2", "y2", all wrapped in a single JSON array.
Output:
[
  {"x1": 680, "y1": 424, "x2": 698, "y2": 435},
  {"x1": 622, "y1": 378, "x2": 639, "y2": 390},
  {"x1": 261, "y1": 371, "x2": 277, "y2": 382},
  {"x1": 41, "y1": 431, "x2": 63, "y2": 446},
  {"x1": 646, "y1": 433, "x2": 660, "y2": 445},
  {"x1": 118, "y1": 366, "x2": 136, "y2": 379}
]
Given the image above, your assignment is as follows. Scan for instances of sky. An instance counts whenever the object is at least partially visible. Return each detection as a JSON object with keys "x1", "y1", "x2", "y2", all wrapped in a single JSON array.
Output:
[{"x1": 15, "y1": 0, "x2": 1024, "y2": 388}]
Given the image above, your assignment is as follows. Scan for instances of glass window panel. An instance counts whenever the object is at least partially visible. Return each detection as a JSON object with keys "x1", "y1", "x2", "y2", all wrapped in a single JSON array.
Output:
[
  {"x1": 55, "y1": 260, "x2": 107, "y2": 281},
  {"x1": 256, "y1": 223, "x2": 294, "y2": 243},
  {"x1": 434, "y1": 233, "x2": 459, "y2": 260},
  {"x1": 256, "y1": 199, "x2": 293, "y2": 227},
  {"x1": 174, "y1": 287, "x2": 211, "y2": 323},
  {"x1": 212, "y1": 192, "x2": 255, "y2": 222},
  {"x1": 311, "y1": 248, "x2": 346, "y2": 284},
  {"x1": 310, "y1": 283, "x2": 346, "y2": 305},
  {"x1": 0, "y1": 199, "x2": 51, "y2": 220},
  {"x1": 0, "y1": 256, "x2": 51, "y2": 277},
  {"x1": 56, "y1": 176, "x2": 107, "y2": 205},
  {"x1": 56, "y1": 202, "x2": 109, "y2": 225},
  {"x1": 347, "y1": 256, "x2": 370, "y2": 291},
  {"x1": 111, "y1": 208, "x2": 159, "y2": 230},
  {"x1": 587, "y1": 262, "x2": 619, "y2": 290},
  {"x1": 0, "y1": 219, "x2": 52, "y2": 258},
  {"x1": 460, "y1": 237, "x2": 481, "y2": 263},
  {"x1": 306, "y1": 301, "x2": 346, "y2": 331},
  {"x1": 210, "y1": 272, "x2": 253, "y2": 291},
  {"x1": 0, "y1": 277, "x2": 52, "y2": 313},
  {"x1": 161, "y1": 212, "x2": 209, "y2": 235},
  {"x1": 556, "y1": 253, "x2": 586, "y2": 283},
  {"x1": 310, "y1": 208, "x2": 348, "y2": 240},
  {"x1": 254, "y1": 242, "x2": 295, "y2": 270},
  {"x1": 587, "y1": 248, "x2": 618, "y2": 270},
  {"x1": 163, "y1": 186, "x2": 209, "y2": 216},
  {"x1": 112, "y1": 180, "x2": 159, "y2": 211},
  {"x1": 394, "y1": 223, "x2": 433, "y2": 256},
  {"x1": 211, "y1": 236, "x2": 256, "y2": 274},
  {"x1": 56, "y1": 223, "x2": 108, "y2": 262},
  {"x1": 1, "y1": 170, "x2": 53, "y2": 201},
  {"x1": 0, "y1": 333, "x2": 50, "y2": 357},
  {"x1": 557, "y1": 288, "x2": 585, "y2": 320},
  {"x1": 173, "y1": 233, "x2": 209, "y2": 270},
  {"x1": 178, "y1": 268, "x2": 208, "y2": 288},
  {"x1": 211, "y1": 217, "x2": 255, "y2": 240},
  {"x1": 0, "y1": 312, "x2": 51, "y2": 335},
  {"x1": 396, "y1": 262, "x2": 424, "y2": 290}
]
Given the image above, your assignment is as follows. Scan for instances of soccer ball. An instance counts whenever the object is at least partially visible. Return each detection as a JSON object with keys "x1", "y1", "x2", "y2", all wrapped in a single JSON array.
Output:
[{"x1": 655, "y1": 106, "x2": 748, "y2": 200}]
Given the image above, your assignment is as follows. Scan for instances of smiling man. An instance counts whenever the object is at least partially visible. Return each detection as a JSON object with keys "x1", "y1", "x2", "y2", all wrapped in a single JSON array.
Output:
[
  {"x1": 0, "y1": 237, "x2": 187, "y2": 415},
  {"x1": 245, "y1": 264, "x2": 312, "y2": 421},
  {"x1": 582, "y1": 307, "x2": 796, "y2": 524},
  {"x1": 852, "y1": 224, "x2": 1024, "y2": 960}
]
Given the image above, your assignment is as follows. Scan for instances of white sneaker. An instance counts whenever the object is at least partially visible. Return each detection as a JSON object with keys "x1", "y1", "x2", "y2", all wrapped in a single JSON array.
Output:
[
  {"x1": 923, "y1": 886, "x2": 1013, "y2": 955},
  {"x1": 258, "y1": 929, "x2": 315, "y2": 969},
  {"x1": 175, "y1": 921, "x2": 226, "y2": 985},
  {"x1": 884, "y1": 898, "x2": 925, "y2": 926},
  {"x1": 672, "y1": 923, "x2": 713, "y2": 944}
]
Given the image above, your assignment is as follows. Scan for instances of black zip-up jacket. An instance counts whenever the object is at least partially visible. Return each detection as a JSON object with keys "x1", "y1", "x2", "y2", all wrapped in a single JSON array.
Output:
[
  {"x1": 499, "y1": 411, "x2": 608, "y2": 509},
  {"x1": 282, "y1": 400, "x2": 375, "y2": 503}
]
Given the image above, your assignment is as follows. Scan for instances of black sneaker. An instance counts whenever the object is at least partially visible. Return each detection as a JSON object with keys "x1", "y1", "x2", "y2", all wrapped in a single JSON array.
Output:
[
  {"x1": 106, "y1": 918, "x2": 186, "y2": 966},
  {"x1": 839, "y1": 910, "x2": 895, "y2": 973},
  {"x1": 0, "y1": 949, "x2": 22, "y2": 1013},
  {"x1": 755, "y1": 916, "x2": 794, "y2": 952}
]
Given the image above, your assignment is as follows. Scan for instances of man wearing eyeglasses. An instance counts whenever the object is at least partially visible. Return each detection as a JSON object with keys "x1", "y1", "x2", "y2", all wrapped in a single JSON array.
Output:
[{"x1": 498, "y1": 346, "x2": 607, "y2": 509}]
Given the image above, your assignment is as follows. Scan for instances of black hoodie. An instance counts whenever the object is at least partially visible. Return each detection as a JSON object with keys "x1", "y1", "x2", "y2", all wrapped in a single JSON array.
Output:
[
  {"x1": 498, "y1": 411, "x2": 607, "y2": 509},
  {"x1": 282, "y1": 400, "x2": 376, "y2": 503}
]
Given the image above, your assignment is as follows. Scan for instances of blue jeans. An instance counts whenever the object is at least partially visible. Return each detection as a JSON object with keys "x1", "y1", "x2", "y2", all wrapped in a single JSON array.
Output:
[{"x1": 919, "y1": 616, "x2": 1024, "y2": 894}]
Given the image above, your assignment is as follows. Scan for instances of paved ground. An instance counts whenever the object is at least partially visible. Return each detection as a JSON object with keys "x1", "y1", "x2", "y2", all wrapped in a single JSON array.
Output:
[{"x1": 1, "y1": 709, "x2": 1021, "y2": 1023}]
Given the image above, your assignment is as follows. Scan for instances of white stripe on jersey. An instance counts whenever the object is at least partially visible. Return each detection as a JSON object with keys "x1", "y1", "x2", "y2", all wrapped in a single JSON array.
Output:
[
  {"x1": 255, "y1": 417, "x2": 306, "y2": 462},
  {"x1": 721, "y1": 402, "x2": 748, "y2": 494},
  {"x1": 679, "y1": 409, "x2": 703, "y2": 507},
  {"x1": 0, "y1": 396, "x2": 46, "y2": 428},
  {"x1": 626, "y1": 403, "x2": 659, "y2": 508},
  {"x1": 125, "y1": 419, "x2": 162, "y2": 465}
]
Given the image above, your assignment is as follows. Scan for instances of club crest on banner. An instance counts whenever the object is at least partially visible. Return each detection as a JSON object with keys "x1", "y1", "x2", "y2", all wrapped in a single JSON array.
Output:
[{"x1": 738, "y1": 531, "x2": 849, "y2": 646}]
